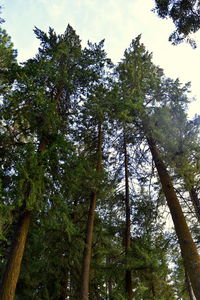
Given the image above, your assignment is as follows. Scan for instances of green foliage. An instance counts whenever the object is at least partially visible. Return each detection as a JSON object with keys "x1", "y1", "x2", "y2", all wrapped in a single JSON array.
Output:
[
  {"x1": 0, "y1": 27, "x2": 17, "y2": 70},
  {"x1": 0, "y1": 21, "x2": 198, "y2": 300},
  {"x1": 0, "y1": 27, "x2": 18, "y2": 93},
  {"x1": 153, "y1": 0, "x2": 200, "y2": 47}
]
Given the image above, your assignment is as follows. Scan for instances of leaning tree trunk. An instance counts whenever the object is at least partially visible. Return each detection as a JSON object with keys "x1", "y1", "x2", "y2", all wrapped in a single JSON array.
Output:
[
  {"x1": 123, "y1": 131, "x2": 132, "y2": 300},
  {"x1": 0, "y1": 139, "x2": 47, "y2": 300},
  {"x1": 146, "y1": 136, "x2": 200, "y2": 300},
  {"x1": 80, "y1": 123, "x2": 102, "y2": 300},
  {"x1": 0, "y1": 211, "x2": 32, "y2": 300}
]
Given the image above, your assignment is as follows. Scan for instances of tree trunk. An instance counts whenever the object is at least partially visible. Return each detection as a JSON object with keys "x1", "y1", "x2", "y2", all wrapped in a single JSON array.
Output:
[
  {"x1": 181, "y1": 168, "x2": 200, "y2": 223},
  {"x1": 80, "y1": 124, "x2": 102, "y2": 300},
  {"x1": 0, "y1": 211, "x2": 32, "y2": 300},
  {"x1": 0, "y1": 139, "x2": 46, "y2": 300},
  {"x1": 80, "y1": 192, "x2": 97, "y2": 300},
  {"x1": 185, "y1": 270, "x2": 196, "y2": 300},
  {"x1": 123, "y1": 132, "x2": 132, "y2": 300},
  {"x1": 146, "y1": 136, "x2": 200, "y2": 300},
  {"x1": 106, "y1": 274, "x2": 112, "y2": 300},
  {"x1": 189, "y1": 186, "x2": 200, "y2": 223}
]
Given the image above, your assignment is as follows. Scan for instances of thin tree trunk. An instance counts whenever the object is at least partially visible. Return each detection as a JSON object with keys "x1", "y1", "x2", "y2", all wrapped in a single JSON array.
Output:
[
  {"x1": 106, "y1": 272, "x2": 112, "y2": 300},
  {"x1": 146, "y1": 136, "x2": 200, "y2": 300},
  {"x1": 0, "y1": 139, "x2": 46, "y2": 300},
  {"x1": 180, "y1": 167, "x2": 200, "y2": 223},
  {"x1": 106, "y1": 213, "x2": 112, "y2": 300},
  {"x1": 80, "y1": 123, "x2": 102, "y2": 300},
  {"x1": 80, "y1": 192, "x2": 97, "y2": 300},
  {"x1": 123, "y1": 132, "x2": 132, "y2": 300},
  {"x1": 189, "y1": 186, "x2": 200, "y2": 223},
  {"x1": 185, "y1": 270, "x2": 196, "y2": 300}
]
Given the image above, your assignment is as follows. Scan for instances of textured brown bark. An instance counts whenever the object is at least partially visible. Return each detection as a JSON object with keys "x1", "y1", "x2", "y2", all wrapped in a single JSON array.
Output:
[
  {"x1": 80, "y1": 124, "x2": 102, "y2": 300},
  {"x1": 123, "y1": 132, "x2": 132, "y2": 300},
  {"x1": 0, "y1": 140, "x2": 47, "y2": 300},
  {"x1": 147, "y1": 136, "x2": 200, "y2": 300},
  {"x1": 0, "y1": 211, "x2": 32, "y2": 300}
]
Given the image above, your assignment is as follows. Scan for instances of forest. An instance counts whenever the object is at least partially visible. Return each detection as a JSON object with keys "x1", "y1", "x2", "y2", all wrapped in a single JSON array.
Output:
[{"x1": 0, "y1": 6, "x2": 200, "y2": 300}]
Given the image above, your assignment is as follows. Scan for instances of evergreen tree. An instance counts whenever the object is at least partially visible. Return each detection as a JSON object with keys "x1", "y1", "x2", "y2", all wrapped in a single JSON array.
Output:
[
  {"x1": 1, "y1": 19, "x2": 200, "y2": 300},
  {"x1": 0, "y1": 24, "x2": 88, "y2": 300},
  {"x1": 116, "y1": 35, "x2": 200, "y2": 299}
]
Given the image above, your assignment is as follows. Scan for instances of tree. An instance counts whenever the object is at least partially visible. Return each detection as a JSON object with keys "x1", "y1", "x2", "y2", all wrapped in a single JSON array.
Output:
[
  {"x1": 116, "y1": 35, "x2": 200, "y2": 299},
  {"x1": 145, "y1": 132, "x2": 200, "y2": 299},
  {"x1": 79, "y1": 43, "x2": 113, "y2": 298},
  {"x1": 0, "y1": 24, "x2": 87, "y2": 300},
  {"x1": 1, "y1": 20, "x2": 200, "y2": 300},
  {"x1": 123, "y1": 128, "x2": 133, "y2": 300},
  {"x1": 153, "y1": 0, "x2": 200, "y2": 47}
]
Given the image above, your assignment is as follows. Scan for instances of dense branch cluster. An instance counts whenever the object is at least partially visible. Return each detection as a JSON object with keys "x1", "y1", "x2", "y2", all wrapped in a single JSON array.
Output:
[{"x1": 153, "y1": 0, "x2": 200, "y2": 47}]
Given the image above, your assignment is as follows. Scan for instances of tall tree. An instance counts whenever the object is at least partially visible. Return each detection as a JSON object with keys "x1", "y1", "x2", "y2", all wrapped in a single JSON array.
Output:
[
  {"x1": 0, "y1": 24, "x2": 86, "y2": 300},
  {"x1": 144, "y1": 131, "x2": 200, "y2": 300},
  {"x1": 78, "y1": 40, "x2": 113, "y2": 300},
  {"x1": 80, "y1": 121, "x2": 103, "y2": 300},
  {"x1": 123, "y1": 128, "x2": 132, "y2": 300},
  {"x1": 117, "y1": 35, "x2": 200, "y2": 299},
  {"x1": 1, "y1": 20, "x2": 200, "y2": 300}
]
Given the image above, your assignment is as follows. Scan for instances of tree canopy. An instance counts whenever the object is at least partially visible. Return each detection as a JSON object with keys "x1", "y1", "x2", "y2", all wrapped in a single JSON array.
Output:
[{"x1": 0, "y1": 18, "x2": 200, "y2": 300}]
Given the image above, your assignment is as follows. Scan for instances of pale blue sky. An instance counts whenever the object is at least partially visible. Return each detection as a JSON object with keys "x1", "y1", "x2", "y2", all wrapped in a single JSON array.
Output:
[{"x1": 1, "y1": 0, "x2": 200, "y2": 117}]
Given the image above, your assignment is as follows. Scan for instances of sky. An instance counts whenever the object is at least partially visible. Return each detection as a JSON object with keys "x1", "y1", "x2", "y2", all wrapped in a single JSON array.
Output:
[{"x1": 1, "y1": 0, "x2": 200, "y2": 118}]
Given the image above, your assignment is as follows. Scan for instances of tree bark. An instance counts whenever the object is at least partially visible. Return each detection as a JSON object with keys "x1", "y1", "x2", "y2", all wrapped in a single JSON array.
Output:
[
  {"x1": 0, "y1": 139, "x2": 46, "y2": 300},
  {"x1": 123, "y1": 132, "x2": 132, "y2": 300},
  {"x1": 146, "y1": 136, "x2": 200, "y2": 300},
  {"x1": 80, "y1": 123, "x2": 102, "y2": 300},
  {"x1": 0, "y1": 211, "x2": 32, "y2": 300}
]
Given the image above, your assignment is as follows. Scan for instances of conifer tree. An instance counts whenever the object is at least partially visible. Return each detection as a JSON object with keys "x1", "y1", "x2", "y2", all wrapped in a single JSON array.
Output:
[
  {"x1": 0, "y1": 24, "x2": 88, "y2": 300},
  {"x1": 116, "y1": 35, "x2": 200, "y2": 299},
  {"x1": 79, "y1": 42, "x2": 113, "y2": 299}
]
